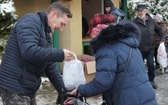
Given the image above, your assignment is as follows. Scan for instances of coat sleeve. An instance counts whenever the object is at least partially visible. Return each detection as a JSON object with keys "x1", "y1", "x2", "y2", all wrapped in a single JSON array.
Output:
[
  {"x1": 45, "y1": 62, "x2": 65, "y2": 94},
  {"x1": 155, "y1": 21, "x2": 165, "y2": 41},
  {"x1": 16, "y1": 16, "x2": 64, "y2": 63},
  {"x1": 78, "y1": 50, "x2": 117, "y2": 97}
]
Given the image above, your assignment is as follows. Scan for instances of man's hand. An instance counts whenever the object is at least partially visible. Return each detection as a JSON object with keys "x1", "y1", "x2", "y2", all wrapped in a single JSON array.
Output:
[{"x1": 63, "y1": 49, "x2": 75, "y2": 61}]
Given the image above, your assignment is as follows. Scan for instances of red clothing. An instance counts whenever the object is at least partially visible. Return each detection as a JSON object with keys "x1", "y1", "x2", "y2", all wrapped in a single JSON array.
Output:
[{"x1": 87, "y1": 13, "x2": 115, "y2": 37}]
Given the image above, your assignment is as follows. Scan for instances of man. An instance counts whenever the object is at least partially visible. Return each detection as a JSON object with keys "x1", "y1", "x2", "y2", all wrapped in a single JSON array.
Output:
[
  {"x1": 0, "y1": 1, "x2": 74, "y2": 105},
  {"x1": 133, "y1": 4, "x2": 165, "y2": 89},
  {"x1": 104, "y1": 0, "x2": 125, "y2": 23}
]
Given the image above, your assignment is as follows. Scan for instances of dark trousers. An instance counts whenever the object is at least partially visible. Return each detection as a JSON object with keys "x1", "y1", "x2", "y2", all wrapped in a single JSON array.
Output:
[
  {"x1": 154, "y1": 47, "x2": 159, "y2": 66},
  {"x1": 0, "y1": 88, "x2": 37, "y2": 105},
  {"x1": 141, "y1": 50, "x2": 155, "y2": 82}
]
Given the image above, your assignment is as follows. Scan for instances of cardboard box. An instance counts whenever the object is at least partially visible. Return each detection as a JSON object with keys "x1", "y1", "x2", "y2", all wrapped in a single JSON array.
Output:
[{"x1": 77, "y1": 54, "x2": 96, "y2": 83}]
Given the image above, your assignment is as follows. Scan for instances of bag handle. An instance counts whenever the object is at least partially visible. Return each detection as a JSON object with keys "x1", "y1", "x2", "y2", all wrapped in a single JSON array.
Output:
[
  {"x1": 65, "y1": 53, "x2": 77, "y2": 61},
  {"x1": 72, "y1": 53, "x2": 78, "y2": 60},
  {"x1": 115, "y1": 48, "x2": 132, "y2": 105}
]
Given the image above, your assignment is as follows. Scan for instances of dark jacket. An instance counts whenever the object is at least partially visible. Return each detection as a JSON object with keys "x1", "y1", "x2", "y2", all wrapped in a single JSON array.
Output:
[
  {"x1": 77, "y1": 21, "x2": 157, "y2": 105},
  {"x1": 0, "y1": 11, "x2": 65, "y2": 97},
  {"x1": 155, "y1": 21, "x2": 168, "y2": 47},
  {"x1": 133, "y1": 14, "x2": 164, "y2": 52}
]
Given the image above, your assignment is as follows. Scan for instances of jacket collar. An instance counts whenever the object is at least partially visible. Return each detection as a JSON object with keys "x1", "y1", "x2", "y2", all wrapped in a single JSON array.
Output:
[
  {"x1": 135, "y1": 14, "x2": 152, "y2": 25},
  {"x1": 37, "y1": 11, "x2": 51, "y2": 33}
]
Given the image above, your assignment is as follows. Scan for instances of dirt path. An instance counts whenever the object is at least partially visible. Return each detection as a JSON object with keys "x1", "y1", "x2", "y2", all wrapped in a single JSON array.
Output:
[{"x1": 0, "y1": 69, "x2": 167, "y2": 105}]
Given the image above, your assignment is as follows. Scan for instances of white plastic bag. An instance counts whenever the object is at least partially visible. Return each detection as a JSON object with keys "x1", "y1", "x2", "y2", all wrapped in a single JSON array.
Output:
[
  {"x1": 157, "y1": 42, "x2": 168, "y2": 67},
  {"x1": 63, "y1": 53, "x2": 86, "y2": 89}
]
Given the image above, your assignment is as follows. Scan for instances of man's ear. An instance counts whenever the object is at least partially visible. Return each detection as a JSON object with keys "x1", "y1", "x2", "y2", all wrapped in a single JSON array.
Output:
[{"x1": 51, "y1": 10, "x2": 58, "y2": 18}]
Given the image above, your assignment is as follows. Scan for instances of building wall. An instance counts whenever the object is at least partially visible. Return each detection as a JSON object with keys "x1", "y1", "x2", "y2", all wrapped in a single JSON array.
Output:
[
  {"x1": 13, "y1": 0, "x2": 120, "y2": 71},
  {"x1": 13, "y1": 0, "x2": 82, "y2": 54},
  {"x1": 13, "y1": 0, "x2": 51, "y2": 17},
  {"x1": 59, "y1": 1, "x2": 82, "y2": 55},
  {"x1": 13, "y1": 0, "x2": 119, "y2": 55},
  {"x1": 113, "y1": 0, "x2": 119, "y2": 8}
]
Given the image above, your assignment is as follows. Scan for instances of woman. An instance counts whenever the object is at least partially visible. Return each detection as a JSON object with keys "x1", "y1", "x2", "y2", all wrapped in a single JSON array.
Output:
[
  {"x1": 71, "y1": 21, "x2": 157, "y2": 105},
  {"x1": 154, "y1": 14, "x2": 168, "y2": 69}
]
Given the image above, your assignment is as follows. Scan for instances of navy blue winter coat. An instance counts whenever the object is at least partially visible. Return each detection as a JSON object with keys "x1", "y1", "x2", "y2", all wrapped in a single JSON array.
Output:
[
  {"x1": 78, "y1": 21, "x2": 157, "y2": 105},
  {"x1": 0, "y1": 11, "x2": 65, "y2": 97}
]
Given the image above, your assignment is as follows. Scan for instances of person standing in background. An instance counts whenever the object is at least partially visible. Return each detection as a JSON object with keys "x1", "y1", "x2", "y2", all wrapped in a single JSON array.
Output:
[
  {"x1": 154, "y1": 14, "x2": 168, "y2": 69},
  {"x1": 0, "y1": 1, "x2": 74, "y2": 105},
  {"x1": 133, "y1": 4, "x2": 165, "y2": 89},
  {"x1": 104, "y1": 0, "x2": 125, "y2": 23}
]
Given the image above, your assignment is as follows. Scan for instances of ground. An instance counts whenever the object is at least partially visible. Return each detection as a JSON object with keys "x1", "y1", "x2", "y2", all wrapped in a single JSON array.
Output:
[
  {"x1": 0, "y1": 68, "x2": 168, "y2": 105},
  {"x1": 36, "y1": 68, "x2": 168, "y2": 105},
  {"x1": 155, "y1": 68, "x2": 168, "y2": 105}
]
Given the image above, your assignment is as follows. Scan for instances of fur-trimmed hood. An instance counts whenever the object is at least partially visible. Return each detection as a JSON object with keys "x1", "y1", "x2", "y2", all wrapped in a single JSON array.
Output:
[{"x1": 90, "y1": 21, "x2": 141, "y2": 53}]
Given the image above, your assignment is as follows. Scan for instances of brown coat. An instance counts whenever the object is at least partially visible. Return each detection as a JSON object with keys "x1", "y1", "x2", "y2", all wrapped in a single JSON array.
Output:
[{"x1": 155, "y1": 22, "x2": 168, "y2": 47}]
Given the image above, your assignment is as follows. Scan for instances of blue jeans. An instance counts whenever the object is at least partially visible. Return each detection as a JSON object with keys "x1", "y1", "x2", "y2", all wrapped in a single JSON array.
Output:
[{"x1": 141, "y1": 50, "x2": 155, "y2": 82}]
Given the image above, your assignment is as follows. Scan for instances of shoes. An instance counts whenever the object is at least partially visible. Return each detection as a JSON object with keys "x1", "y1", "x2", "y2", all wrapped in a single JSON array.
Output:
[{"x1": 150, "y1": 81, "x2": 158, "y2": 89}]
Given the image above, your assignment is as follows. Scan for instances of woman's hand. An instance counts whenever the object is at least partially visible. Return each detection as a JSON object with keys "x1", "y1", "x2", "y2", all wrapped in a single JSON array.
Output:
[{"x1": 70, "y1": 86, "x2": 81, "y2": 97}]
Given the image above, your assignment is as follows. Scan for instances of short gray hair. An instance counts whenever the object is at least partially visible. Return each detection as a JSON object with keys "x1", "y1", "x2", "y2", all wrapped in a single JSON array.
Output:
[{"x1": 154, "y1": 14, "x2": 163, "y2": 22}]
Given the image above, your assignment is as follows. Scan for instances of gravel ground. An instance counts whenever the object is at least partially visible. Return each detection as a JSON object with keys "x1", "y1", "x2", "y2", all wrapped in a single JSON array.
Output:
[
  {"x1": 36, "y1": 80, "x2": 103, "y2": 105},
  {"x1": 36, "y1": 68, "x2": 168, "y2": 105},
  {"x1": 0, "y1": 68, "x2": 168, "y2": 105},
  {"x1": 155, "y1": 68, "x2": 168, "y2": 105}
]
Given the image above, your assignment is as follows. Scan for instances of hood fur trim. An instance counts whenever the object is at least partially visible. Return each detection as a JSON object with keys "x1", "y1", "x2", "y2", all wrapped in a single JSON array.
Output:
[{"x1": 90, "y1": 21, "x2": 141, "y2": 52}]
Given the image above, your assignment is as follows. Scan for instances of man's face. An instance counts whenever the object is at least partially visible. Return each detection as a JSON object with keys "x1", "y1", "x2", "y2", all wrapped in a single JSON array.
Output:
[
  {"x1": 50, "y1": 11, "x2": 70, "y2": 33},
  {"x1": 137, "y1": 9, "x2": 147, "y2": 20},
  {"x1": 105, "y1": 7, "x2": 111, "y2": 14}
]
